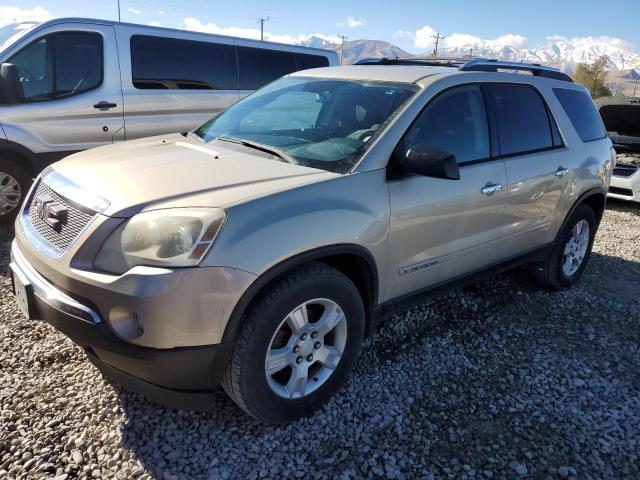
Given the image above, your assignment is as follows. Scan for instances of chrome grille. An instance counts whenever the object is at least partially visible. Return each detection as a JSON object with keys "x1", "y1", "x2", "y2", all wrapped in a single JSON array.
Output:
[
  {"x1": 25, "y1": 180, "x2": 96, "y2": 252},
  {"x1": 613, "y1": 163, "x2": 639, "y2": 177}
]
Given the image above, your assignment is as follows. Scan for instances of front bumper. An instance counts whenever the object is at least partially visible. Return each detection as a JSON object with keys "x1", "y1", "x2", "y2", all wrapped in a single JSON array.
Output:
[{"x1": 9, "y1": 241, "x2": 235, "y2": 410}]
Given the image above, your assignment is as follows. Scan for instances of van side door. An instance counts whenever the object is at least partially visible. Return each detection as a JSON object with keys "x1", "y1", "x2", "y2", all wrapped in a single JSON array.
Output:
[
  {"x1": 118, "y1": 29, "x2": 239, "y2": 140},
  {"x1": 484, "y1": 83, "x2": 570, "y2": 257},
  {"x1": 2, "y1": 22, "x2": 124, "y2": 160},
  {"x1": 386, "y1": 85, "x2": 508, "y2": 301}
]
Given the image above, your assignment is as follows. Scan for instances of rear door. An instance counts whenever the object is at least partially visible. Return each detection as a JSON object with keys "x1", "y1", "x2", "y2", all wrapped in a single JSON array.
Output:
[
  {"x1": 386, "y1": 85, "x2": 508, "y2": 300},
  {"x1": 3, "y1": 23, "x2": 124, "y2": 157},
  {"x1": 120, "y1": 30, "x2": 239, "y2": 140},
  {"x1": 485, "y1": 83, "x2": 570, "y2": 257}
]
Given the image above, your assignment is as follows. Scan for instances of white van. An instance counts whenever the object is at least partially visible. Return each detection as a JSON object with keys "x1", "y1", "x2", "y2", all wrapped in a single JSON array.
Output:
[{"x1": 0, "y1": 18, "x2": 338, "y2": 220}]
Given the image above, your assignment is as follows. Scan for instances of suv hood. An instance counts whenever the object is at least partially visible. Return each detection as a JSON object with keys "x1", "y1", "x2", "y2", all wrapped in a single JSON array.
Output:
[
  {"x1": 50, "y1": 134, "x2": 337, "y2": 217},
  {"x1": 596, "y1": 96, "x2": 640, "y2": 152}
]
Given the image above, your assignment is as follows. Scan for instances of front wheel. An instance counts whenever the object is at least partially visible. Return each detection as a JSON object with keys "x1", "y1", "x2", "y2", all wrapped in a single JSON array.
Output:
[
  {"x1": 534, "y1": 204, "x2": 597, "y2": 289},
  {"x1": 0, "y1": 160, "x2": 31, "y2": 224},
  {"x1": 222, "y1": 262, "x2": 365, "y2": 422}
]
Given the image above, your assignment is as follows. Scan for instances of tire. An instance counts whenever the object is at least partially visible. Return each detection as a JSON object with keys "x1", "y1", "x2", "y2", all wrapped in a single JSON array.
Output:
[
  {"x1": 534, "y1": 203, "x2": 597, "y2": 289},
  {"x1": 222, "y1": 262, "x2": 365, "y2": 422},
  {"x1": 0, "y1": 159, "x2": 31, "y2": 224}
]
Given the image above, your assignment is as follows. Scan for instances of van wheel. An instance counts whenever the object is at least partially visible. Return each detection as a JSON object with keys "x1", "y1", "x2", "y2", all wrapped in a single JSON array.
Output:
[
  {"x1": 0, "y1": 160, "x2": 30, "y2": 224},
  {"x1": 534, "y1": 204, "x2": 597, "y2": 289},
  {"x1": 222, "y1": 262, "x2": 365, "y2": 422}
]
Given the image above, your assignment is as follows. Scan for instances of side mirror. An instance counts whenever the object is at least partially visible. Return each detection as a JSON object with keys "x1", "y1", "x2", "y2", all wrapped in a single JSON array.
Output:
[
  {"x1": 394, "y1": 143, "x2": 460, "y2": 180},
  {"x1": 0, "y1": 63, "x2": 25, "y2": 105}
]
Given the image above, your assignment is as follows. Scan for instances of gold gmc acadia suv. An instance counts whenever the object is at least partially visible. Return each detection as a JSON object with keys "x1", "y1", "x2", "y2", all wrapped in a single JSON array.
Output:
[{"x1": 10, "y1": 59, "x2": 614, "y2": 422}]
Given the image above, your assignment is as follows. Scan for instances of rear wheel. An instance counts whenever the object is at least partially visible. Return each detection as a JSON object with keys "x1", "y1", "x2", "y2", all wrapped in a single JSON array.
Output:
[
  {"x1": 534, "y1": 204, "x2": 597, "y2": 289},
  {"x1": 0, "y1": 160, "x2": 31, "y2": 224},
  {"x1": 222, "y1": 262, "x2": 365, "y2": 422}
]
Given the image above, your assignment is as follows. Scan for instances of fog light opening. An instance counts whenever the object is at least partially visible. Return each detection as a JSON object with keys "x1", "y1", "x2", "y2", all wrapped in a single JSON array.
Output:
[{"x1": 109, "y1": 306, "x2": 144, "y2": 340}]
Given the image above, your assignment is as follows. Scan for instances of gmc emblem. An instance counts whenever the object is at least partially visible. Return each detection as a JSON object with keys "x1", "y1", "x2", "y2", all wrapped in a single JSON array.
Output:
[{"x1": 33, "y1": 194, "x2": 68, "y2": 232}]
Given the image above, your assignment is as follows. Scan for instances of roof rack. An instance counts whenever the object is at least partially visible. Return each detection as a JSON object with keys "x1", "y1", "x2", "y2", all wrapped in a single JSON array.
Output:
[
  {"x1": 459, "y1": 59, "x2": 574, "y2": 82},
  {"x1": 354, "y1": 57, "x2": 469, "y2": 67}
]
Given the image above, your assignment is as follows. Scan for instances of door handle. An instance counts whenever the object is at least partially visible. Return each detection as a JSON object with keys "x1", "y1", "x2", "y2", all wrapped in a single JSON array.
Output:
[
  {"x1": 555, "y1": 167, "x2": 570, "y2": 178},
  {"x1": 94, "y1": 101, "x2": 117, "y2": 110},
  {"x1": 481, "y1": 183, "x2": 504, "y2": 196}
]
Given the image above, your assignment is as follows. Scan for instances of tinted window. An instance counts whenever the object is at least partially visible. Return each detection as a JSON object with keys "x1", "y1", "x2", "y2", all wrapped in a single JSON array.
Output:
[
  {"x1": 131, "y1": 35, "x2": 236, "y2": 90},
  {"x1": 488, "y1": 84, "x2": 554, "y2": 156},
  {"x1": 238, "y1": 46, "x2": 296, "y2": 90},
  {"x1": 9, "y1": 31, "x2": 102, "y2": 102},
  {"x1": 553, "y1": 88, "x2": 606, "y2": 142},
  {"x1": 294, "y1": 53, "x2": 330, "y2": 71},
  {"x1": 237, "y1": 47, "x2": 328, "y2": 90},
  {"x1": 405, "y1": 85, "x2": 490, "y2": 163},
  {"x1": 54, "y1": 32, "x2": 102, "y2": 97}
]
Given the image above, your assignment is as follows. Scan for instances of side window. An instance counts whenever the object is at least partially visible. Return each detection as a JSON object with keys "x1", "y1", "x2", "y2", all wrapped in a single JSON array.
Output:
[
  {"x1": 130, "y1": 35, "x2": 236, "y2": 90},
  {"x1": 237, "y1": 46, "x2": 297, "y2": 90},
  {"x1": 9, "y1": 31, "x2": 102, "y2": 102},
  {"x1": 488, "y1": 84, "x2": 554, "y2": 156},
  {"x1": 553, "y1": 88, "x2": 606, "y2": 142},
  {"x1": 294, "y1": 53, "x2": 330, "y2": 70},
  {"x1": 405, "y1": 85, "x2": 490, "y2": 163},
  {"x1": 9, "y1": 37, "x2": 52, "y2": 101}
]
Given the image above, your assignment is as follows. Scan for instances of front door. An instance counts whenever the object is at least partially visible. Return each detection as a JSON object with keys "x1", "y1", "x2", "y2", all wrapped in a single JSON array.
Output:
[
  {"x1": 3, "y1": 23, "x2": 125, "y2": 158},
  {"x1": 386, "y1": 85, "x2": 508, "y2": 301}
]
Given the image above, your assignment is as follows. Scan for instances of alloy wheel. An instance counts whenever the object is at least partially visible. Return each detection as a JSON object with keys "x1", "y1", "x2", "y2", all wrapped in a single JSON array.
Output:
[
  {"x1": 0, "y1": 171, "x2": 22, "y2": 216},
  {"x1": 562, "y1": 219, "x2": 590, "y2": 276},
  {"x1": 265, "y1": 298, "x2": 347, "y2": 399}
]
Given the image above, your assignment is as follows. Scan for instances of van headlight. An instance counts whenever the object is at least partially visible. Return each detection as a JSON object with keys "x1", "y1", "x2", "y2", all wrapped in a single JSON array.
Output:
[{"x1": 94, "y1": 208, "x2": 226, "y2": 274}]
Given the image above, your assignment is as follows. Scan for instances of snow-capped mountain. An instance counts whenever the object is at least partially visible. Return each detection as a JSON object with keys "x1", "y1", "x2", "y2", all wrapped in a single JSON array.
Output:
[
  {"x1": 301, "y1": 35, "x2": 640, "y2": 72},
  {"x1": 427, "y1": 40, "x2": 640, "y2": 71}
]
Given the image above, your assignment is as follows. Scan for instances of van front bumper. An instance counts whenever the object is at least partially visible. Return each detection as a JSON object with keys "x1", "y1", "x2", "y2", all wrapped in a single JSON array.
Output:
[{"x1": 9, "y1": 241, "x2": 236, "y2": 411}]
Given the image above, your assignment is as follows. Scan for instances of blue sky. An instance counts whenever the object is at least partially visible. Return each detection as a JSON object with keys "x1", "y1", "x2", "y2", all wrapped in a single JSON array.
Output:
[{"x1": 2, "y1": 1, "x2": 639, "y2": 54}]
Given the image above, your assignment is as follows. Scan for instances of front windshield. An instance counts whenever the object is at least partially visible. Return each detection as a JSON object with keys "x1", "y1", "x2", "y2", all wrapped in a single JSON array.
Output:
[
  {"x1": 194, "y1": 76, "x2": 418, "y2": 173},
  {"x1": 0, "y1": 22, "x2": 38, "y2": 54}
]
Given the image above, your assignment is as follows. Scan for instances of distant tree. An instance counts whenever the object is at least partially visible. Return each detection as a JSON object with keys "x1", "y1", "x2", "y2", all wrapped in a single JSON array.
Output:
[{"x1": 572, "y1": 56, "x2": 613, "y2": 99}]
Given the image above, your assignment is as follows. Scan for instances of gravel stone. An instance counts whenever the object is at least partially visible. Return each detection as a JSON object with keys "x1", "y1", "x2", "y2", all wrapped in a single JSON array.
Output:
[{"x1": 1, "y1": 201, "x2": 639, "y2": 478}]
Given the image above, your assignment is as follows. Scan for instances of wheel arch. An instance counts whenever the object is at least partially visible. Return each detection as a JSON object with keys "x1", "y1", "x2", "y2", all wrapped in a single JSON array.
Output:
[
  {"x1": 558, "y1": 187, "x2": 606, "y2": 239},
  {"x1": 221, "y1": 244, "x2": 380, "y2": 343}
]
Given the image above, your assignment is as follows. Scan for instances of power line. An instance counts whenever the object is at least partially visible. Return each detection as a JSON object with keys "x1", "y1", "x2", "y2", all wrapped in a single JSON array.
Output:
[
  {"x1": 257, "y1": 16, "x2": 270, "y2": 41},
  {"x1": 117, "y1": 0, "x2": 121, "y2": 21},
  {"x1": 338, "y1": 35, "x2": 348, "y2": 65}
]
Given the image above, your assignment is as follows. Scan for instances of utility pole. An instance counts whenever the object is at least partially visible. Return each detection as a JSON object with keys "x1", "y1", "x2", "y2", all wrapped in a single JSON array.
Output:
[
  {"x1": 257, "y1": 16, "x2": 270, "y2": 41},
  {"x1": 431, "y1": 32, "x2": 445, "y2": 58},
  {"x1": 117, "y1": 0, "x2": 121, "y2": 21},
  {"x1": 468, "y1": 47, "x2": 473, "y2": 58},
  {"x1": 338, "y1": 35, "x2": 347, "y2": 65}
]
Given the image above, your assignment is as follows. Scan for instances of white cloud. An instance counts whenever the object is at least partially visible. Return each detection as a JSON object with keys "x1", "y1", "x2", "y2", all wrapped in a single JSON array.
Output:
[
  {"x1": 0, "y1": 5, "x2": 52, "y2": 25},
  {"x1": 158, "y1": 10, "x2": 165, "y2": 14},
  {"x1": 148, "y1": 21, "x2": 162, "y2": 27},
  {"x1": 127, "y1": 8, "x2": 141, "y2": 15},
  {"x1": 413, "y1": 24, "x2": 528, "y2": 52},
  {"x1": 183, "y1": 18, "x2": 341, "y2": 45},
  {"x1": 336, "y1": 16, "x2": 366, "y2": 28},
  {"x1": 392, "y1": 30, "x2": 413, "y2": 39}
]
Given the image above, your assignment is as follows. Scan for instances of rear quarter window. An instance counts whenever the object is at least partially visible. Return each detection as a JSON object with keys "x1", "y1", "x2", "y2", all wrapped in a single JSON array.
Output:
[{"x1": 553, "y1": 88, "x2": 606, "y2": 142}]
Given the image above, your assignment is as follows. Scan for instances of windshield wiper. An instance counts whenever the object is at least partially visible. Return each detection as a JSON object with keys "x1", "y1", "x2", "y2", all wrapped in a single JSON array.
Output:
[{"x1": 217, "y1": 136, "x2": 298, "y2": 164}]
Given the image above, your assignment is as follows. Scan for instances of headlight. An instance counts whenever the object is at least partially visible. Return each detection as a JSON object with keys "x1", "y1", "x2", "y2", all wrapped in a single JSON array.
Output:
[{"x1": 94, "y1": 208, "x2": 226, "y2": 274}]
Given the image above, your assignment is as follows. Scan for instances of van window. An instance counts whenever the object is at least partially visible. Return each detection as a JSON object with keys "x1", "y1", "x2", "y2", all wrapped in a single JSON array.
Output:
[
  {"x1": 487, "y1": 84, "x2": 554, "y2": 156},
  {"x1": 404, "y1": 85, "x2": 490, "y2": 163},
  {"x1": 130, "y1": 35, "x2": 236, "y2": 90},
  {"x1": 9, "y1": 31, "x2": 102, "y2": 102},
  {"x1": 553, "y1": 88, "x2": 606, "y2": 142},
  {"x1": 237, "y1": 46, "x2": 329, "y2": 90}
]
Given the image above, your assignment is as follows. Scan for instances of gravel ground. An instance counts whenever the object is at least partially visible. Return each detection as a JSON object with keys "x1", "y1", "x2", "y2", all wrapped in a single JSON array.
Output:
[{"x1": 1, "y1": 200, "x2": 639, "y2": 480}]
